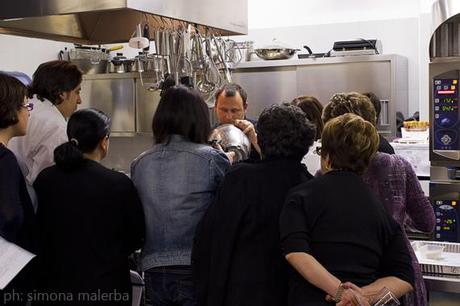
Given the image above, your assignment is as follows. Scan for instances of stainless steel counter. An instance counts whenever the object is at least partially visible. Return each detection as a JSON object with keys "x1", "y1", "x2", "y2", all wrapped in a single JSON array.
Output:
[
  {"x1": 425, "y1": 275, "x2": 460, "y2": 305},
  {"x1": 424, "y1": 275, "x2": 460, "y2": 293},
  {"x1": 232, "y1": 54, "x2": 408, "y2": 136},
  {"x1": 235, "y1": 54, "x2": 402, "y2": 69}
]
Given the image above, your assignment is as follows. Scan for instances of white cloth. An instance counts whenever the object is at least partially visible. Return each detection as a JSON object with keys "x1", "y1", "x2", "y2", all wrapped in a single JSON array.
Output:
[
  {"x1": 301, "y1": 140, "x2": 321, "y2": 175},
  {"x1": 8, "y1": 96, "x2": 67, "y2": 185},
  {"x1": 0, "y1": 236, "x2": 35, "y2": 290}
]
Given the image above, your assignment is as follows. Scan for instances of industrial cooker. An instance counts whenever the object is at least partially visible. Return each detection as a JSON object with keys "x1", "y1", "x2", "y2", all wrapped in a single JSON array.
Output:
[{"x1": 421, "y1": 0, "x2": 460, "y2": 303}]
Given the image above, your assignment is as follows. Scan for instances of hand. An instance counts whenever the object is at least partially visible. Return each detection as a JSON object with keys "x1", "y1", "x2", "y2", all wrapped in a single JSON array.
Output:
[
  {"x1": 233, "y1": 119, "x2": 261, "y2": 154},
  {"x1": 210, "y1": 141, "x2": 236, "y2": 164},
  {"x1": 224, "y1": 151, "x2": 236, "y2": 164},
  {"x1": 325, "y1": 283, "x2": 370, "y2": 306}
]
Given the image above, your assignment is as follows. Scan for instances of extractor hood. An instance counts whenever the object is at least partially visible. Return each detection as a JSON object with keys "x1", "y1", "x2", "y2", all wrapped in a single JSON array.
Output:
[{"x1": 0, "y1": 0, "x2": 248, "y2": 44}]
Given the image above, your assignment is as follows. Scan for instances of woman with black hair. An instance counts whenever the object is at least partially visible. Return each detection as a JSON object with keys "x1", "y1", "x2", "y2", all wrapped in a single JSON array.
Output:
[
  {"x1": 34, "y1": 108, "x2": 145, "y2": 305},
  {"x1": 192, "y1": 104, "x2": 316, "y2": 306},
  {"x1": 0, "y1": 73, "x2": 36, "y2": 305},
  {"x1": 131, "y1": 85, "x2": 230, "y2": 306}
]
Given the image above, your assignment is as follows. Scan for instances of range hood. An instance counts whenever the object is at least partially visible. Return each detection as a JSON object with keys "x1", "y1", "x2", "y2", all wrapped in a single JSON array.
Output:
[{"x1": 0, "y1": 0, "x2": 248, "y2": 44}]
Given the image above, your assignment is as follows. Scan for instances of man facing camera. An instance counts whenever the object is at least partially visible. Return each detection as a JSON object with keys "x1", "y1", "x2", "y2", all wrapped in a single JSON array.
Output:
[{"x1": 214, "y1": 83, "x2": 261, "y2": 159}]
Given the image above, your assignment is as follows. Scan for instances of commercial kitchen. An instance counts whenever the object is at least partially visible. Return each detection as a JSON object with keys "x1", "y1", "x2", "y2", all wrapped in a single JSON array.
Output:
[{"x1": 1, "y1": 0, "x2": 460, "y2": 305}]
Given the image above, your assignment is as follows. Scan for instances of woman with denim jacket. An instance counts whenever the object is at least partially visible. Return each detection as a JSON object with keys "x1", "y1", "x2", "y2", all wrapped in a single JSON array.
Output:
[{"x1": 131, "y1": 85, "x2": 230, "y2": 306}]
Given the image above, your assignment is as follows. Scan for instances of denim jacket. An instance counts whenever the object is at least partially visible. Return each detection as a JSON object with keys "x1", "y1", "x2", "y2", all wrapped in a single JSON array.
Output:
[{"x1": 131, "y1": 135, "x2": 230, "y2": 271}]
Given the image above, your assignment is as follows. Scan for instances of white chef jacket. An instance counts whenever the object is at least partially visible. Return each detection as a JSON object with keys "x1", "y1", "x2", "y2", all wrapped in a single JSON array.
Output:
[
  {"x1": 301, "y1": 139, "x2": 321, "y2": 175},
  {"x1": 9, "y1": 95, "x2": 68, "y2": 185}
]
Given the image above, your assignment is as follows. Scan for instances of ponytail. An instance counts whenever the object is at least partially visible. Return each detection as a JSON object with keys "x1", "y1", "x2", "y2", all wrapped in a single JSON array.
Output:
[
  {"x1": 54, "y1": 140, "x2": 84, "y2": 171},
  {"x1": 53, "y1": 108, "x2": 111, "y2": 171}
]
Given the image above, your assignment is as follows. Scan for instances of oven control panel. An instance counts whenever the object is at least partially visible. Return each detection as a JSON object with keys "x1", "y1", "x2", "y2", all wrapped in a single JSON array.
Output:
[
  {"x1": 433, "y1": 78, "x2": 460, "y2": 151},
  {"x1": 433, "y1": 200, "x2": 459, "y2": 242}
]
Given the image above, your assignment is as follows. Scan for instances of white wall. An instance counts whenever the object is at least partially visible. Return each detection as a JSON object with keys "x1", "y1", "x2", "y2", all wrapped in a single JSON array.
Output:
[
  {"x1": 235, "y1": 18, "x2": 421, "y2": 118},
  {"x1": 0, "y1": 35, "x2": 71, "y2": 77},
  {"x1": 241, "y1": 0, "x2": 439, "y2": 120}
]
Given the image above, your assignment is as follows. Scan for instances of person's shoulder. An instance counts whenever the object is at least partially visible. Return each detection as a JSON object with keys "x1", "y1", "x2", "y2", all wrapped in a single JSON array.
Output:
[
  {"x1": 131, "y1": 147, "x2": 156, "y2": 168},
  {"x1": 373, "y1": 151, "x2": 407, "y2": 167},
  {"x1": 285, "y1": 173, "x2": 317, "y2": 196},
  {"x1": 0, "y1": 146, "x2": 22, "y2": 174},
  {"x1": 194, "y1": 144, "x2": 229, "y2": 162},
  {"x1": 34, "y1": 164, "x2": 60, "y2": 185},
  {"x1": 90, "y1": 161, "x2": 130, "y2": 181},
  {"x1": 370, "y1": 151, "x2": 394, "y2": 166},
  {"x1": 227, "y1": 161, "x2": 258, "y2": 175},
  {"x1": 0, "y1": 145, "x2": 16, "y2": 161},
  {"x1": 390, "y1": 153, "x2": 414, "y2": 170}
]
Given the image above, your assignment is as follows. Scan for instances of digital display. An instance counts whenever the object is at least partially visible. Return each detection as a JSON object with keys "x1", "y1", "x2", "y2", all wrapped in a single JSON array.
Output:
[
  {"x1": 433, "y1": 78, "x2": 460, "y2": 151},
  {"x1": 441, "y1": 105, "x2": 458, "y2": 111},
  {"x1": 438, "y1": 90, "x2": 456, "y2": 94},
  {"x1": 433, "y1": 199, "x2": 458, "y2": 242}
]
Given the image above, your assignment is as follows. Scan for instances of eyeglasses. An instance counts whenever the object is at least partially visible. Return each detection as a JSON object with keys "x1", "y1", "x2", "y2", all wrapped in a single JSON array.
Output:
[
  {"x1": 314, "y1": 146, "x2": 322, "y2": 155},
  {"x1": 22, "y1": 102, "x2": 34, "y2": 111}
]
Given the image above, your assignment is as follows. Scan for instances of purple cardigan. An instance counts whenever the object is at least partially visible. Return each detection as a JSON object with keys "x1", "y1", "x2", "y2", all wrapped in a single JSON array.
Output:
[{"x1": 362, "y1": 152, "x2": 435, "y2": 306}]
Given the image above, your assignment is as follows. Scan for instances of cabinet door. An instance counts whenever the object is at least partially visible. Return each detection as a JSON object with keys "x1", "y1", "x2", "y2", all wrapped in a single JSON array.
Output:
[
  {"x1": 136, "y1": 78, "x2": 161, "y2": 134},
  {"x1": 296, "y1": 61, "x2": 392, "y2": 134},
  {"x1": 80, "y1": 78, "x2": 135, "y2": 134},
  {"x1": 232, "y1": 67, "x2": 297, "y2": 120}
]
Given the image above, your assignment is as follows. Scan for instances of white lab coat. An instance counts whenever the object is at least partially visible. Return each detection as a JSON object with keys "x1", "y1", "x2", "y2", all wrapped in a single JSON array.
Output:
[{"x1": 9, "y1": 95, "x2": 67, "y2": 185}]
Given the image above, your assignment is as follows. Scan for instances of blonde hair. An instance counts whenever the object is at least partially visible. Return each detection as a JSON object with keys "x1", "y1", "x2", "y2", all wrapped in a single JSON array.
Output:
[
  {"x1": 322, "y1": 113, "x2": 379, "y2": 174},
  {"x1": 322, "y1": 92, "x2": 377, "y2": 126}
]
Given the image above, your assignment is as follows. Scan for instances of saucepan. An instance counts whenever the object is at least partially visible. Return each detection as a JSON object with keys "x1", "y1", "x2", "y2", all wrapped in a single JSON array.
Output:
[
  {"x1": 254, "y1": 38, "x2": 299, "y2": 60},
  {"x1": 254, "y1": 48, "x2": 298, "y2": 60}
]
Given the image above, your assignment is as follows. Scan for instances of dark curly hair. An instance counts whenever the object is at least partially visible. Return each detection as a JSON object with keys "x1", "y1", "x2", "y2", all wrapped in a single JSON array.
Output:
[
  {"x1": 0, "y1": 73, "x2": 28, "y2": 129},
  {"x1": 257, "y1": 104, "x2": 316, "y2": 160},
  {"x1": 30, "y1": 60, "x2": 82, "y2": 105}
]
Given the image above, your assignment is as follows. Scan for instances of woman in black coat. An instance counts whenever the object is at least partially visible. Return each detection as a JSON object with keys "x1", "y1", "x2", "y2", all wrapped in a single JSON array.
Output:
[
  {"x1": 280, "y1": 113, "x2": 414, "y2": 306},
  {"x1": 34, "y1": 109, "x2": 145, "y2": 305},
  {"x1": 0, "y1": 73, "x2": 36, "y2": 305},
  {"x1": 192, "y1": 104, "x2": 316, "y2": 306}
]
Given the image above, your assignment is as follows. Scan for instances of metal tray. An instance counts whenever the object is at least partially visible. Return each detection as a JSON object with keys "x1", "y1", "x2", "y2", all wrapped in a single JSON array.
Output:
[{"x1": 413, "y1": 241, "x2": 460, "y2": 275}]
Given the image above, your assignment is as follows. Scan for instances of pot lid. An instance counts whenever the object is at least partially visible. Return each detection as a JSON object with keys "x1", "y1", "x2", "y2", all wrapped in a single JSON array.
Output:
[{"x1": 258, "y1": 38, "x2": 295, "y2": 50}]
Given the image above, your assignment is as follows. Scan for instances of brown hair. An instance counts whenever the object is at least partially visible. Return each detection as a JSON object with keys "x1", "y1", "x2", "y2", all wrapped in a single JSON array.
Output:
[
  {"x1": 362, "y1": 92, "x2": 381, "y2": 124},
  {"x1": 322, "y1": 92, "x2": 376, "y2": 126},
  {"x1": 291, "y1": 96, "x2": 323, "y2": 140},
  {"x1": 30, "y1": 60, "x2": 82, "y2": 105},
  {"x1": 0, "y1": 73, "x2": 28, "y2": 128},
  {"x1": 322, "y1": 113, "x2": 379, "y2": 174}
]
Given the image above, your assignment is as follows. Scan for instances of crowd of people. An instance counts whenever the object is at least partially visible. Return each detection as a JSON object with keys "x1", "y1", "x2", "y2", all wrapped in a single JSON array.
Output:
[{"x1": 0, "y1": 60, "x2": 435, "y2": 306}]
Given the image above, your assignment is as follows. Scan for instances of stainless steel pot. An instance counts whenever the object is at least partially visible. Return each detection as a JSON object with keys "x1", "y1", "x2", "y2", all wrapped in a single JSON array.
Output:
[
  {"x1": 254, "y1": 48, "x2": 297, "y2": 60},
  {"x1": 208, "y1": 124, "x2": 251, "y2": 162}
]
